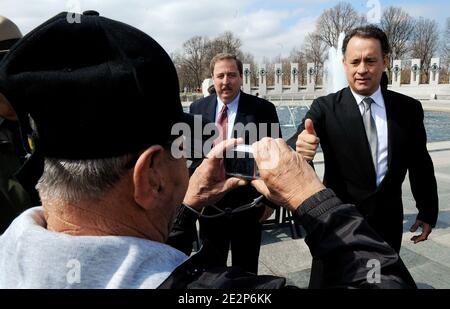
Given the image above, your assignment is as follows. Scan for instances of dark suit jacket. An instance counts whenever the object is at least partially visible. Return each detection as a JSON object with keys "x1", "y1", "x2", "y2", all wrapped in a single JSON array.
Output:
[
  {"x1": 189, "y1": 91, "x2": 281, "y2": 209},
  {"x1": 288, "y1": 87, "x2": 438, "y2": 250}
]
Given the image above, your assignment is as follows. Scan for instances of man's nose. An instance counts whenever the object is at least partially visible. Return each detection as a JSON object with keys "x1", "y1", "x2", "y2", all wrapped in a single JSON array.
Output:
[{"x1": 357, "y1": 62, "x2": 368, "y2": 74}]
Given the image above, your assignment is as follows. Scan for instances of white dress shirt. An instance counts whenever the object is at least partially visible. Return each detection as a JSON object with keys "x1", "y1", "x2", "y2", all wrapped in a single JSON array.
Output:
[
  {"x1": 215, "y1": 93, "x2": 240, "y2": 140},
  {"x1": 350, "y1": 86, "x2": 388, "y2": 186}
]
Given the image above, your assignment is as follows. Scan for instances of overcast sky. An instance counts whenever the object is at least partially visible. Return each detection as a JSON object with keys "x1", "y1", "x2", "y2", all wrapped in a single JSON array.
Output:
[{"x1": 1, "y1": 0, "x2": 448, "y2": 61}]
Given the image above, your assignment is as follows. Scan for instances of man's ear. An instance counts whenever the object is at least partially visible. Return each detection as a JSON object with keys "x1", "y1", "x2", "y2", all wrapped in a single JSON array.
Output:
[
  {"x1": 383, "y1": 55, "x2": 389, "y2": 69},
  {"x1": 133, "y1": 145, "x2": 164, "y2": 209}
]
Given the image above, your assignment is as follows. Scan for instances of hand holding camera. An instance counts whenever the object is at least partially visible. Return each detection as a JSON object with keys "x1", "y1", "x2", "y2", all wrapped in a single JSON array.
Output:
[
  {"x1": 224, "y1": 144, "x2": 259, "y2": 180},
  {"x1": 251, "y1": 138, "x2": 325, "y2": 211},
  {"x1": 183, "y1": 138, "x2": 247, "y2": 210}
]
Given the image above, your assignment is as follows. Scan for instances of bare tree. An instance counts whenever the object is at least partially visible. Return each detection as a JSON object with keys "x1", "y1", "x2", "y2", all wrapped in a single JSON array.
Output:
[
  {"x1": 172, "y1": 51, "x2": 196, "y2": 93},
  {"x1": 443, "y1": 17, "x2": 450, "y2": 65},
  {"x1": 410, "y1": 18, "x2": 439, "y2": 82},
  {"x1": 380, "y1": 7, "x2": 415, "y2": 74},
  {"x1": 316, "y1": 2, "x2": 364, "y2": 48},
  {"x1": 281, "y1": 58, "x2": 292, "y2": 86},
  {"x1": 440, "y1": 17, "x2": 450, "y2": 83},
  {"x1": 181, "y1": 36, "x2": 209, "y2": 90},
  {"x1": 265, "y1": 58, "x2": 276, "y2": 86},
  {"x1": 303, "y1": 33, "x2": 328, "y2": 83},
  {"x1": 216, "y1": 31, "x2": 243, "y2": 55},
  {"x1": 205, "y1": 31, "x2": 244, "y2": 69}
]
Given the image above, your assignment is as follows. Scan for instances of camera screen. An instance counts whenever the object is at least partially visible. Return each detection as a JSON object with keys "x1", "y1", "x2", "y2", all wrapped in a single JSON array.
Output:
[{"x1": 224, "y1": 145, "x2": 258, "y2": 180}]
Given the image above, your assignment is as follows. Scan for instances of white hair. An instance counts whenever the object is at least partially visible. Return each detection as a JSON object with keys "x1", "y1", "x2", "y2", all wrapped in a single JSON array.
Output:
[{"x1": 36, "y1": 154, "x2": 136, "y2": 203}]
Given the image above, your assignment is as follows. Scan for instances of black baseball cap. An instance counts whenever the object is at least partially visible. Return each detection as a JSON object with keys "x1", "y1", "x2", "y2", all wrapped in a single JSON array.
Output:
[{"x1": 0, "y1": 11, "x2": 193, "y2": 160}]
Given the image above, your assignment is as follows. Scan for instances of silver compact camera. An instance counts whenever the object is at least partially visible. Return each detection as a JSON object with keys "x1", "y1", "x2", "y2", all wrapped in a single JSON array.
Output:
[{"x1": 224, "y1": 144, "x2": 259, "y2": 180}]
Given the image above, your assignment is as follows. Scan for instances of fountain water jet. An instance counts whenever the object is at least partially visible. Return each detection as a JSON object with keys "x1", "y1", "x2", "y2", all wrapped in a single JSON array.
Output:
[{"x1": 324, "y1": 33, "x2": 348, "y2": 94}]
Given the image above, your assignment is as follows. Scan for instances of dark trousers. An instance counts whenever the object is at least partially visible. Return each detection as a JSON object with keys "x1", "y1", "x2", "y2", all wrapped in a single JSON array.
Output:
[{"x1": 199, "y1": 207, "x2": 263, "y2": 274}]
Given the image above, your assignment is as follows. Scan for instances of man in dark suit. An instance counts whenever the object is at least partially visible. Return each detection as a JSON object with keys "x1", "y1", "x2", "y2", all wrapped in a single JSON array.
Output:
[
  {"x1": 290, "y1": 25, "x2": 438, "y2": 253},
  {"x1": 188, "y1": 53, "x2": 281, "y2": 274}
]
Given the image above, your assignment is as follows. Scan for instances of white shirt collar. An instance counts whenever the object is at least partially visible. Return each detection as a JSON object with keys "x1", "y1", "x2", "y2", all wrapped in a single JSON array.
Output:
[
  {"x1": 216, "y1": 92, "x2": 240, "y2": 115},
  {"x1": 350, "y1": 86, "x2": 383, "y2": 108}
]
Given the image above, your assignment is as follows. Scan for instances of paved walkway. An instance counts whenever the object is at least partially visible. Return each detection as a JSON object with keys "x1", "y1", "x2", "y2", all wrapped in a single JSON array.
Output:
[{"x1": 257, "y1": 141, "x2": 450, "y2": 288}]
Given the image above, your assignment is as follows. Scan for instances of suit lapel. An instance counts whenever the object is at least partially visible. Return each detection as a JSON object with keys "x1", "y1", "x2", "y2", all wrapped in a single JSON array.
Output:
[
  {"x1": 336, "y1": 87, "x2": 377, "y2": 187},
  {"x1": 379, "y1": 89, "x2": 395, "y2": 184},
  {"x1": 232, "y1": 92, "x2": 257, "y2": 141},
  {"x1": 234, "y1": 92, "x2": 250, "y2": 126},
  {"x1": 203, "y1": 95, "x2": 218, "y2": 123}
]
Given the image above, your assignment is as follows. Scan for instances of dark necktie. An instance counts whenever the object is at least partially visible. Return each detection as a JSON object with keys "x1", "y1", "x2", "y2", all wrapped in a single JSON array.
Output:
[
  {"x1": 215, "y1": 105, "x2": 228, "y2": 179},
  {"x1": 215, "y1": 105, "x2": 228, "y2": 145},
  {"x1": 362, "y1": 97, "x2": 378, "y2": 171}
]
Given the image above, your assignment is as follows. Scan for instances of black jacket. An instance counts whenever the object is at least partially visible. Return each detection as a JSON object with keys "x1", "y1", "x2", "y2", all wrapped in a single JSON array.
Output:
[
  {"x1": 287, "y1": 87, "x2": 438, "y2": 252},
  {"x1": 164, "y1": 189, "x2": 416, "y2": 289}
]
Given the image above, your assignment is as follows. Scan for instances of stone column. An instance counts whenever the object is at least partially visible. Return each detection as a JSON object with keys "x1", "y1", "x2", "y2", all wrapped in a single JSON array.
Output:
[
  {"x1": 290, "y1": 63, "x2": 299, "y2": 92},
  {"x1": 307, "y1": 63, "x2": 316, "y2": 91},
  {"x1": 429, "y1": 58, "x2": 440, "y2": 85},
  {"x1": 258, "y1": 64, "x2": 267, "y2": 96},
  {"x1": 391, "y1": 60, "x2": 401, "y2": 87},
  {"x1": 274, "y1": 63, "x2": 283, "y2": 94},
  {"x1": 243, "y1": 64, "x2": 251, "y2": 94},
  {"x1": 410, "y1": 59, "x2": 421, "y2": 86}
]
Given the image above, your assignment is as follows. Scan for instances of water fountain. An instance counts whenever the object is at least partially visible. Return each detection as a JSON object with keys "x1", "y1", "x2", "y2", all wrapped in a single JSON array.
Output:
[
  {"x1": 324, "y1": 32, "x2": 348, "y2": 94},
  {"x1": 280, "y1": 35, "x2": 349, "y2": 138}
]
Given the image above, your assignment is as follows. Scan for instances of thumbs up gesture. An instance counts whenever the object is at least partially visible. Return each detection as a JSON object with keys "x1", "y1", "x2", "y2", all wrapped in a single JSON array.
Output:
[{"x1": 295, "y1": 119, "x2": 320, "y2": 161}]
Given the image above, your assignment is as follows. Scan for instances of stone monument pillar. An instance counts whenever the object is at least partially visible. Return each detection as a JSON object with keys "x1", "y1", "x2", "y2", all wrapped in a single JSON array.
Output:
[
  {"x1": 391, "y1": 60, "x2": 401, "y2": 87},
  {"x1": 243, "y1": 64, "x2": 251, "y2": 94},
  {"x1": 410, "y1": 59, "x2": 421, "y2": 86},
  {"x1": 258, "y1": 64, "x2": 267, "y2": 96},
  {"x1": 290, "y1": 63, "x2": 299, "y2": 93},
  {"x1": 429, "y1": 58, "x2": 440, "y2": 85},
  {"x1": 307, "y1": 63, "x2": 316, "y2": 91},
  {"x1": 274, "y1": 63, "x2": 283, "y2": 94}
]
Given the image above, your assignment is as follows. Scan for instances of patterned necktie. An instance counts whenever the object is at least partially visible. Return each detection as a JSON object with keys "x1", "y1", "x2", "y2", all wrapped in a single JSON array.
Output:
[
  {"x1": 215, "y1": 105, "x2": 228, "y2": 179},
  {"x1": 362, "y1": 97, "x2": 378, "y2": 171},
  {"x1": 215, "y1": 104, "x2": 228, "y2": 145}
]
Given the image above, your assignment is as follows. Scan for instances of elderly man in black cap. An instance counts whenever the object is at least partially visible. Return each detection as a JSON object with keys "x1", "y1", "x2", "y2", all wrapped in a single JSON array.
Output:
[{"x1": 0, "y1": 11, "x2": 416, "y2": 289}]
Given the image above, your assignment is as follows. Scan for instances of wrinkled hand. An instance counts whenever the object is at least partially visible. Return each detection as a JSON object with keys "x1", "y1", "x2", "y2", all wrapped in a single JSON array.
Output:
[
  {"x1": 295, "y1": 119, "x2": 319, "y2": 161},
  {"x1": 183, "y1": 138, "x2": 247, "y2": 210},
  {"x1": 410, "y1": 219, "x2": 432, "y2": 244},
  {"x1": 251, "y1": 138, "x2": 325, "y2": 211}
]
